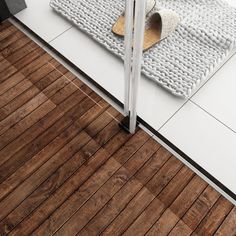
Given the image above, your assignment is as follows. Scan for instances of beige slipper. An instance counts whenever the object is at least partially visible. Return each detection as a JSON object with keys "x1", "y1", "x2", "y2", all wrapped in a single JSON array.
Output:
[
  {"x1": 143, "y1": 9, "x2": 181, "y2": 51},
  {"x1": 112, "y1": 0, "x2": 156, "y2": 36}
]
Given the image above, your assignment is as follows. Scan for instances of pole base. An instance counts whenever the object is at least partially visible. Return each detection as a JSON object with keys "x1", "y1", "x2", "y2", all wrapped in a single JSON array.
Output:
[{"x1": 119, "y1": 116, "x2": 139, "y2": 133}]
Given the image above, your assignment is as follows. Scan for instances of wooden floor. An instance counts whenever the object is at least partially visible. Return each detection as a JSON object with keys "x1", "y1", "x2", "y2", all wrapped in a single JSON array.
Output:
[{"x1": 0, "y1": 20, "x2": 236, "y2": 236}]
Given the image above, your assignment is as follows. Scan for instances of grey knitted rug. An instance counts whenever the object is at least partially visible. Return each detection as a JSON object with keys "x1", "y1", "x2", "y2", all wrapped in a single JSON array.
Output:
[{"x1": 50, "y1": 0, "x2": 236, "y2": 98}]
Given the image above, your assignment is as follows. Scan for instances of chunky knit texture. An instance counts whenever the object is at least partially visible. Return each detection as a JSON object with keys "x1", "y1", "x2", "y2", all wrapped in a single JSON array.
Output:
[{"x1": 50, "y1": 0, "x2": 236, "y2": 98}]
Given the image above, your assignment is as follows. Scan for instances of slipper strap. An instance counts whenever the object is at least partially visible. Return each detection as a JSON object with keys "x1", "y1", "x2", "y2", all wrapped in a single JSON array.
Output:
[{"x1": 158, "y1": 9, "x2": 180, "y2": 40}]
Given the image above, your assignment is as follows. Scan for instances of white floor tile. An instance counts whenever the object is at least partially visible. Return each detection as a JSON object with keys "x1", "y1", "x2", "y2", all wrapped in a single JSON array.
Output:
[
  {"x1": 192, "y1": 53, "x2": 236, "y2": 132},
  {"x1": 50, "y1": 27, "x2": 125, "y2": 102},
  {"x1": 15, "y1": 0, "x2": 72, "y2": 42},
  {"x1": 160, "y1": 101, "x2": 236, "y2": 195},
  {"x1": 50, "y1": 27, "x2": 186, "y2": 130}
]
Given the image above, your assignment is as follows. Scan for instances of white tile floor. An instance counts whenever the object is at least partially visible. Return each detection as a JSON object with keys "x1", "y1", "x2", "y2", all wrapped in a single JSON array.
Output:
[
  {"x1": 160, "y1": 101, "x2": 236, "y2": 194},
  {"x1": 191, "y1": 53, "x2": 236, "y2": 133},
  {"x1": 49, "y1": 27, "x2": 187, "y2": 130},
  {"x1": 14, "y1": 0, "x2": 236, "y2": 203},
  {"x1": 15, "y1": 0, "x2": 72, "y2": 42}
]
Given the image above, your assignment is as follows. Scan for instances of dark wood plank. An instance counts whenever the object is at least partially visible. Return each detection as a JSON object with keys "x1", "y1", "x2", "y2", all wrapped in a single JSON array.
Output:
[
  {"x1": 0, "y1": 60, "x2": 65, "y2": 113},
  {"x1": 0, "y1": 21, "x2": 12, "y2": 33},
  {"x1": 0, "y1": 79, "x2": 33, "y2": 108},
  {"x1": 0, "y1": 65, "x2": 68, "y2": 139},
  {"x1": 0, "y1": 92, "x2": 49, "y2": 136},
  {"x1": 215, "y1": 207, "x2": 236, "y2": 236},
  {"x1": 146, "y1": 176, "x2": 208, "y2": 235},
  {"x1": 2, "y1": 40, "x2": 38, "y2": 62},
  {"x1": 123, "y1": 165, "x2": 195, "y2": 236},
  {"x1": 0, "y1": 130, "x2": 91, "y2": 221},
  {"x1": 169, "y1": 175, "x2": 208, "y2": 217},
  {"x1": 0, "y1": 99, "x2": 110, "y2": 224},
  {"x1": 145, "y1": 157, "x2": 183, "y2": 196},
  {"x1": 0, "y1": 106, "x2": 113, "y2": 235},
  {"x1": 0, "y1": 85, "x2": 39, "y2": 120},
  {"x1": 0, "y1": 46, "x2": 49, "y2": 82},
  {"x1": 192, "y1": 196, "x2": 233, "y2": 236},
  {"x1": 177, "y1": 185, "x2": 220, "y2": 233},
  {"x1": 0, "y1": 29, "x2": 25, "y2": 52},
  {"x1": 0, "y1": 21, "x2": 235, "y2": 236},
  {"x1": 49, "y1": 76, "x2": 78, "y2": 105},
  {"x1": 15, "y1": 50, "x2": 52, "y2": 77},
  {"x1": 100, "y1": 157, "x2": 183, "y2": 235},
  {"x1": 0, "y1": 41, "x2": 39, "y2": 75},
  {"x1": 0, "y1": 91, "x2": 97, "y2": 183},
  {"x1": 78, "y1": 146, "x2": 171, "y2": 236},
  {"x1": 134, "y1": 147, "x2": 172, "y2": 185},
  {"x1": 0, "y1": 99, "x2": 108, "y2": 202},
  {"x1": 44, "y1": 138, "x2": 160, "y2": 235},
  {"x1": 147, "y1": 208, "x2": 180, "y2": 236},
  {"x1": 0, "y1": 58, "x2": 59, "y2": 97},
  {"x1": 0, "y1": 72, "x2": 25, "y2": 96},
  {"x1": 42, "y1": 72, "x2": 75, "y2": 98},
  {"x1": 9, "y1": 129, "x2": 131, "y2": 236},
  {"x1": 32, "y1": 64, "x2": 66, "y2": 91},
  {"x1": 0, "y1": 105, "x2": 115, "y2": 224},
  {"x1": 0, "y1": 25, "x2": 18, "y2": 42},
  {"x1": 0, "y1": 57, "x2": 13, "y2": 73},
  {"x1": 0, "y1": 62, "x2": 18, "y2": 82},
  {"x1": 123, "y1": 192, "x2": 166, "y2": 236},
  {"x1": 0, "y1": 35, "x2": 30, "y2": 58},
  {"x1": 168, "y1": 220, "x2": 192, "y2": 236},
  {"x1": 0, "y1": 99, "x2": 56, "y2": 150},
  {"x1": 0, "y1": 88, "x2": 90, "y2": 168},
  {"x1": 102, "y1": 188, "x2": 156, "y2": 236}
]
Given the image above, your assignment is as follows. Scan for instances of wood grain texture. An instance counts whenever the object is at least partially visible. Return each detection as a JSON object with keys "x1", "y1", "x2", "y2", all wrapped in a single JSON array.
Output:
[{"x1": 0, "y1": 21, "x2": 235, "y2": 236}]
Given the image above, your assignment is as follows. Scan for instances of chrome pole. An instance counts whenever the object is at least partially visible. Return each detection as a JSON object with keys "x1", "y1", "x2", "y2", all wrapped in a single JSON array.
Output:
[
  {"x1": 129, "y1": 0, "x2": 146, "y2": 133},
  {"x1": 124, "y1": 0, "x2": 135, "y2": 115}
]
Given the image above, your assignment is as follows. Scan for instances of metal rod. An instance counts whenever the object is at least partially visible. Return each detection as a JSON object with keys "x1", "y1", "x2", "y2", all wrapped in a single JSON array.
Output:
[
  {"x1": 129, "y1": 0, "x2": 146, "y2": 133},
  {"x1": 124, "y1": 0, "x2": 135, "y2": 115}
]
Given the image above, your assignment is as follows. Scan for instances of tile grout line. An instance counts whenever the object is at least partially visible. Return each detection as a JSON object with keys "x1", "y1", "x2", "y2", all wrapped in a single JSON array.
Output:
[
  {"x1": 48, "y1": 26, "x2": 74, "y2": 44},
  {"x1": 10, "y1": 17, "x2": 182, "y2": 137},
  {"x1": 190, "y1": 100, "x2": 236, "y2": 134},
  {"x1": 189, "y1": 51, "x2": 236, "y2": 99},
  {"x1": 10, "y1": 20, "x2": 150, "y2": 137},
  {"x1": 9, "y1": 18, "x2": 162, "y2": 135},
  {"x1": 157, "y1": 51, "x2": 236, "y2": 135},
  {"x1": 10, "y1": 17, "x2": 236, "y2": 138},
  {"x1": 157, "y1": 99, "x2": 190, "y2": 132}
]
